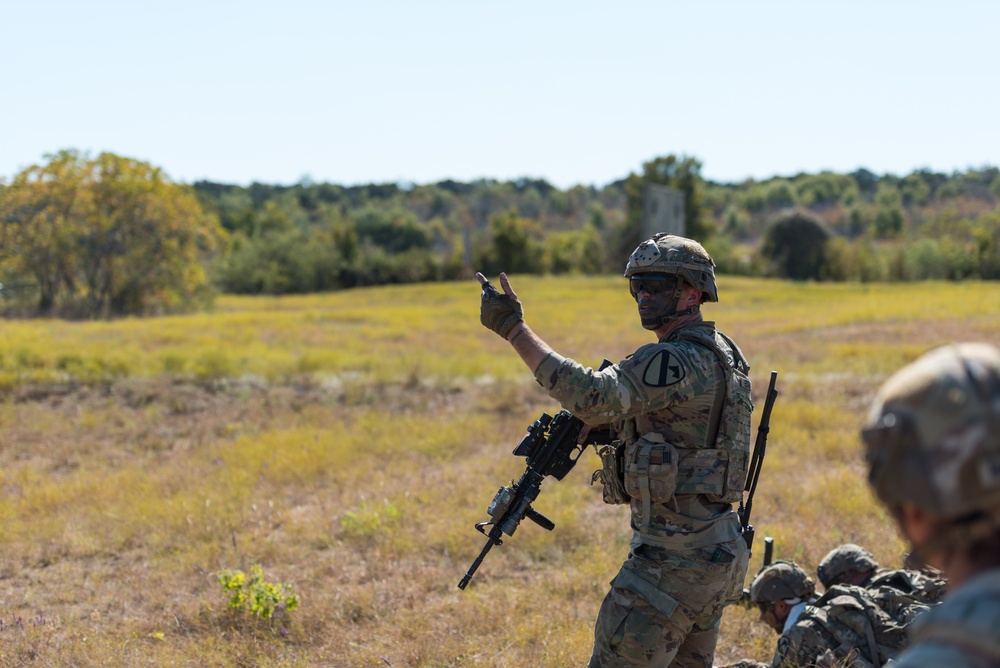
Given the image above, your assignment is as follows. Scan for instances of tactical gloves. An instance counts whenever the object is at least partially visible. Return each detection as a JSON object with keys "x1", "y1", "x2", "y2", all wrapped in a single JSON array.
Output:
[{"x1": 479, "y1": 280, "x2": 523, "y2": 339}]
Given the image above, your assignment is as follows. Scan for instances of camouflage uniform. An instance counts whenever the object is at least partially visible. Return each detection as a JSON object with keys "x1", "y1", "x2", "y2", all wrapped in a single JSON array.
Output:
[
  {"x1": 534, "y1": 317, "x2": 752, "y2": 667},
  {"x1": 861, "y1": 343, "x2": 1000, "y2": 668},
  {"x1": 816, "y1": 544, "x2": 879, "y2": 589},
  {"x1": 770, "y1": 584, "x2": 910, "y2": 668},
  {"x1": 817, "y1": 543, "x2": 946, "y2": 624},
  {"x1": 478, "y1": 234, "x2": 753, "y2": 667},
  {"x1": 743, "y1": 561, "x2": 915, "y2": 668}
]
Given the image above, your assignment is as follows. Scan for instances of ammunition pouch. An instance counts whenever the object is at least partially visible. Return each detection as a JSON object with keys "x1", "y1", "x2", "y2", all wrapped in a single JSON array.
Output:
[
  {"x1": 619, "y1": 431, "x2": 742, "y2": 526},
  {"x1": 624, "y1": 433, "x2": 678, "y2": 504},
  {"x1": 591, "y1": 441, "x2": 631, "y2": 505}
]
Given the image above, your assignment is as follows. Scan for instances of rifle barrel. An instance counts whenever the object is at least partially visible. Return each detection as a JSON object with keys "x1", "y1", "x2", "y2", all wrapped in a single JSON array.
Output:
[{"x1": 458, "y1": 536, "x2": 496, "y2": 589}]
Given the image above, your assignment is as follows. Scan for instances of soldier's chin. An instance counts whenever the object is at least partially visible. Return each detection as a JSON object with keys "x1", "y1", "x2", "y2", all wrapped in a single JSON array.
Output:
[{"x1": 639, "y1": 314, "x2": 662, "y2": 330}]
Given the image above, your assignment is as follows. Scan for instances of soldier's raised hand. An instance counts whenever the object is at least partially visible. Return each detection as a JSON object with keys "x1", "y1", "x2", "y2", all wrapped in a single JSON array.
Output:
[{"x1": 476, "y1": 272, "x2": 523, "y2": 339}]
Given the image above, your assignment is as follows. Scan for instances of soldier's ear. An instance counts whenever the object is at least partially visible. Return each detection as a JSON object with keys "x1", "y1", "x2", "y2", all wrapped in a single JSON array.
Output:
[
  {"x1": 773, "y1": 599, "x2": 791, "y2": 619},
  {"x1": 681, "y1": 285, "x2": 702, "y2": 307},
  {"x1": 899, "y1": 503, "x2": 946, "y2": 564}
]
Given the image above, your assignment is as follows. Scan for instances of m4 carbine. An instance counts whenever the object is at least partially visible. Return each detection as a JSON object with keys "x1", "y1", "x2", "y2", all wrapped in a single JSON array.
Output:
[{"x1": 458, "y1": 409, "x2": 595, "y2": 590}]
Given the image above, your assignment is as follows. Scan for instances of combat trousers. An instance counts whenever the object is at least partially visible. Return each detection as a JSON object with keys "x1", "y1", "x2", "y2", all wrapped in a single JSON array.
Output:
[{"x1": 588, "y1": 536, "x2": 749, "y2": 668}]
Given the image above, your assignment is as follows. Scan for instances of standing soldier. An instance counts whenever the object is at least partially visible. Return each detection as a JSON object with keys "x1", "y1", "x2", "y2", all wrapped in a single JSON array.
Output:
[
  {"x1": 477, "y1": 233, "x2": 754, "y2": 667},
  {"x1": 862, "y1": 342, "x2": 1000, "y2": 667}
]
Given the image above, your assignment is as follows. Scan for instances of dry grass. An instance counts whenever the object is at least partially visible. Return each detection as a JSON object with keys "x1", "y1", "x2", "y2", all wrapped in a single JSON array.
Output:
[{"x1": 0, "y1": 276, "x2": 998, "y2": 666}]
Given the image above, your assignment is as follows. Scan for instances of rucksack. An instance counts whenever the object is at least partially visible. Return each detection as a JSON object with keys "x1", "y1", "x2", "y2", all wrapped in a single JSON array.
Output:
[
  {"x1": 794, "y1": 584, "x2": 910, "y2": 667},
  {"x1": 867, "y1": 568, "x2": 947, "y2": 606}
]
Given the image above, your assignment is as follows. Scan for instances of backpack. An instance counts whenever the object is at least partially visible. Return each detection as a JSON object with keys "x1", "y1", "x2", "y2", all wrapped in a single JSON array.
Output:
[
  {"x1": 867, "y1": 568, "x2": 947, "y2": 606},
  {"x1": 784, "y1": 585, "x2": 910, "y2": 667}
]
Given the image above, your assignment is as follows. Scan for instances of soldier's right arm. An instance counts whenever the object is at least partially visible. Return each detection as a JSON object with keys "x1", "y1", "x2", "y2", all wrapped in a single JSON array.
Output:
[{"x1": 771, "y1": 625, "x2": 836, "y2": 668}]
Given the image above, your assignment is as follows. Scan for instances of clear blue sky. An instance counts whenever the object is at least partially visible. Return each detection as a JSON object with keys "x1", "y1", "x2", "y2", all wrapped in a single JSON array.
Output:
[{"x1": 2, "y1": 0, "x2": 998, "y2": 189}]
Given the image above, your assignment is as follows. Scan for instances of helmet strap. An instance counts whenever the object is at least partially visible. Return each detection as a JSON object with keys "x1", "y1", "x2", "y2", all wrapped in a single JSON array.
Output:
[{"x1": 656, "y1": 279, "x2": 698, "y2": 327}]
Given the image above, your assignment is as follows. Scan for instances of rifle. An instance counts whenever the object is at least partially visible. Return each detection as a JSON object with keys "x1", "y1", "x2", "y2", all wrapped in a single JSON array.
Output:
[
  {"x1": 458, "y1": 409, "x2": 590, "y2": 590},
  {"x1": 739, "y1": 370, "x2": 778, "y2": 553}
]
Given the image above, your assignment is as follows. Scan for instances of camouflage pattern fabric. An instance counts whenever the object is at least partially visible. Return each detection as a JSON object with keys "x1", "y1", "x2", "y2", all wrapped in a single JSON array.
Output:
[
  {"x1": 770, "y1": 584, "x2": 911, "y2": 668},
  {"x1": 816, "y1": 543, "x2": 878, "y2": 588},
  {"x1": 891, "y1": 568, "x2": 1000, "y2": 668},
  {"x1": 533, "y1": 319, "x2": 752, "y2": 667},
  {"x1": 534, "y1": 321, "x2": 751, "y2": 549},
  {"x1": 865, "y1": 568, "x2": 947, "y2": 624},
  {"x1": 589, "y1": 537, "x2": 749, "y2": 667}
]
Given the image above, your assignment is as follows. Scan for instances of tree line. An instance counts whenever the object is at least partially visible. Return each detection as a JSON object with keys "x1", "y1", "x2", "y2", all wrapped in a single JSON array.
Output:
[{"x1": 1, "y1": 149, "x2": 998, "y2": 318}]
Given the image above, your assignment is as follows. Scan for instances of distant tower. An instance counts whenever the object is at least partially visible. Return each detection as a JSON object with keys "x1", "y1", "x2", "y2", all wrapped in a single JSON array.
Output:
[{"x1": 643, "y1": 184, "x2": 685, "y2": 238}]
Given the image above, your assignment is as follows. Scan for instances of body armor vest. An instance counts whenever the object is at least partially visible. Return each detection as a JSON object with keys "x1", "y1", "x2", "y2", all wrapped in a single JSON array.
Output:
[{"x1": 612, "y1": 327, "x2": 752, "y2": 522}]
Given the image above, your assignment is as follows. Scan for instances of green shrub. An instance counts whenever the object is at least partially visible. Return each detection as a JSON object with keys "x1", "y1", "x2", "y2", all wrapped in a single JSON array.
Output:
[{"x1": 217, "y1": 564, "x2": 299, "y2": 619}]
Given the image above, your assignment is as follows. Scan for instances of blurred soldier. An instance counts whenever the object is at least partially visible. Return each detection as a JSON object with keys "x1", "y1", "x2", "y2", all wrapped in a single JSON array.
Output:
[
  {"x1": 477, "y1": 233, "x2": 754, "y2": 667},
  {"x1": 816, "y1": 543, "x2": 946, "y2": 618},
  {"x1": 816, "y1": 543, "x2": 879, "y2": 588},
  {"x1": 748, "y1": 561, "x2": 817, "y2": 636},
  {"x1": 862, "y1": 342, "x2": 1000, "y2": 667},
  {"x1": 744, "y1": 560, "x2": 910, "y2": 667}
]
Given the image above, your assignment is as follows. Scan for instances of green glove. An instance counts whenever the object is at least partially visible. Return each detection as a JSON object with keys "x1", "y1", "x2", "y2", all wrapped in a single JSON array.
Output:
[{"x1": 479, "y1": 279, "x2": 523, "y2": 339}]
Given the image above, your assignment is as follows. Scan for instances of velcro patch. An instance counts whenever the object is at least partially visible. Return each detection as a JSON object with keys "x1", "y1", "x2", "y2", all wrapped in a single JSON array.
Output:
[{"x1": 642, "y1": 350, "x2": 686, "y2": 387}]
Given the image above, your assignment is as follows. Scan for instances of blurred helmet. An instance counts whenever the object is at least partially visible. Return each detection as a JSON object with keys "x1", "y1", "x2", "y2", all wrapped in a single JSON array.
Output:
[
  {"x1": 862, "y1": 343, "x2": 1000, "y2": 542},
  {"x1": 624, "y1": 233, "x2": 718, "y2": 302},
  {"x1": 816, "y1": 544, "x2": 878, "y2": 588},
  {"x1": 749, "y1": 561, "x2": 816, "y2": 604}
]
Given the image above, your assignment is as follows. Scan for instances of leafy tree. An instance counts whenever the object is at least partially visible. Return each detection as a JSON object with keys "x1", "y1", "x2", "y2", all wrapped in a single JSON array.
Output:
[
  {"x1": 216, "y1": 228, "x2": 329, "y2": 294},
  {"x1": 900, "y1": 172, "x2": 932, "y2": 207},
  {"x1": 622, "y1": 155, "x2": 709, "y2": 253},
  {"x1": 353, "y1": 207, "x2": 430, "y2": 253},
  {"x1": 0, "y1": 150, "x2": 223, "y2": 317},
  {"x1": 760, "y1": 210, "x2": 832, "y2": 280},
  {"x1": 481, "y1": 210, "x2": 542, "y2": 274},
  {"x1": 874, "y1": 207, "x2": 904, "y2": 238},
  {"x1": 795, "y1": 172, "x2": 858, "y2": 208},
  {"x1": 544, "y1": 225, "x2": 603, "y2": 274},
  {"x1": 873, "y1": 183, "x2": 905, "y2": 238},
  {"x1": 764, "y1": 180, "x2": 797, "y2": 209},
  {"x1": 850, "y1": 168, "x2": 879, "y2": 195}
]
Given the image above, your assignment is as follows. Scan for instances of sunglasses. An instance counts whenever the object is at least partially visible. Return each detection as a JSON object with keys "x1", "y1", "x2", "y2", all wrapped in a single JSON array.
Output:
[{"x1": 629, "y1": 273, "x2": 677, "y2": 298}]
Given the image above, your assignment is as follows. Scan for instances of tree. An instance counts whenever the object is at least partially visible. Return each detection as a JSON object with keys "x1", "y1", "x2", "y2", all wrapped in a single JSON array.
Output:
[
  {"x1": 621, "y1": 155, "x2": 709, "y2": 256},
  {"x1": 0, "y1": 150, "x2": 224, "y2": 318},
  {"x1": 481, "y1": 210, "x2": 542, "y2": 274},
  {"x1": 760, "y1": 210, "x2": 833, "y2": 280}
]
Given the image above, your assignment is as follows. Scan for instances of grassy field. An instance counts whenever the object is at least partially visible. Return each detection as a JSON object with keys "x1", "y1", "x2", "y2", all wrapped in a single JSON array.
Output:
[{"x1": 0, "y1": 275, "x2": 998, "y2": 667}]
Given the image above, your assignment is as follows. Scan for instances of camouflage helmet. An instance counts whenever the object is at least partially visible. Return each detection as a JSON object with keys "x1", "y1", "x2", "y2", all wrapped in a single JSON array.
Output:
[
  {"x1": 816, "y1": 544, "x2": 878, "y2": 588},
  {"x1": 749, "y1": 561, "x2": 815, "y2": 604},
  {"x1": 862, "y1": 343, "x2": 1000, "y2": 533},
  {"x1": 624, "y1": 233, "x2": 718, "y2": 302}
]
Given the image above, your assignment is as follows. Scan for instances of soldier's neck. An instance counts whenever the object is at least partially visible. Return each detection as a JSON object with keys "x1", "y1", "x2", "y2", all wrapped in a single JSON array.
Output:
[{"x1": 655, "y1": 312, "x2": 704, "y2": 341}]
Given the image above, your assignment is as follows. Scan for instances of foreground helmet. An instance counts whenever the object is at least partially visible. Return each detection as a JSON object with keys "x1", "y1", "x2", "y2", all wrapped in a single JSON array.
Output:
[
  {"x1": 862, "y1": 343, "x2": 1000, "y2": 544},
  {"x1": 624, "y1": 233, "x2": 718, "y2": 302},
  {"x1": 817, "y1": 544, "x2": 878, "y2": 588},
  {"x1": 749, "y1": 561, "x2": 815, "y2": 604}
]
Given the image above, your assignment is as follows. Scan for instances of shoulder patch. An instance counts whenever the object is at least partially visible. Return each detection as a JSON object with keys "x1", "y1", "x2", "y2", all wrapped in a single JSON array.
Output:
[{"x1": 642, "y1": 349, "x2": 686, "y2": 387}]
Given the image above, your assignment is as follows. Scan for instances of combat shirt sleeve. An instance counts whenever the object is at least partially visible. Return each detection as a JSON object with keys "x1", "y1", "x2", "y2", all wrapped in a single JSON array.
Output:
[
  {"x1": 770, "y1": 624, "x2": 836, "y2": 668},
  {"x1": 533, "y1": 341, "x2": 716, "y2": 425}
]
